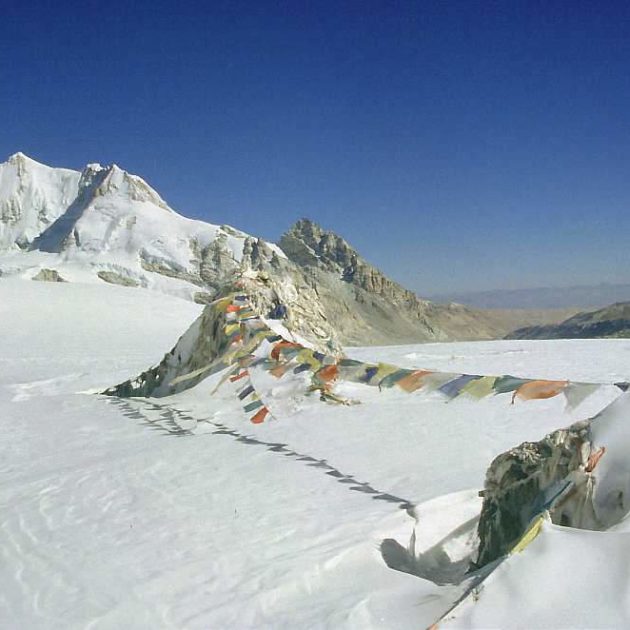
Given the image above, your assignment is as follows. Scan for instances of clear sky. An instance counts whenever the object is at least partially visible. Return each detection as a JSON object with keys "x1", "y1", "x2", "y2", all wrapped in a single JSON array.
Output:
[{"x1": 2, "y1": 0, "x2": 630, "y2": 294}]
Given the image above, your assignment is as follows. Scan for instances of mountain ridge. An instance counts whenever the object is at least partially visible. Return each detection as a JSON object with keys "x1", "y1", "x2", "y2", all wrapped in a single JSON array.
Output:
[
  {"x1": 278, "y1": 218, "x2": 541, "y2": 344},
  {"x1": 431, "y1": 283, "x2": 630, "y2": 310},
  {"x1": 0, "y1": 152, "x2": 567, "y2": 344},
  {"x1": 509, "y1": 302, "x2": 630, "y2": 340},
  {"x1": 280, "y1": 218, "x2": 428, "y2": 304},
  {"x1": 0, "y1": 152, "x2": 282, "y2": 301}
]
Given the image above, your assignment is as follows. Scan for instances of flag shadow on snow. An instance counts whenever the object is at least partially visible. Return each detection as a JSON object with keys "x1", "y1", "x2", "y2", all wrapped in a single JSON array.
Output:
[{"x1": 103, "y1": 396, "x2": 415, "y2": 511}]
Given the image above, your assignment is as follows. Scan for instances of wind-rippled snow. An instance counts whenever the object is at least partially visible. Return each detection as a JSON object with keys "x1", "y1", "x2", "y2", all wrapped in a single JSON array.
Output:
[{"x1": 2, "y1": 280, "x2": 630, "y2": 629}]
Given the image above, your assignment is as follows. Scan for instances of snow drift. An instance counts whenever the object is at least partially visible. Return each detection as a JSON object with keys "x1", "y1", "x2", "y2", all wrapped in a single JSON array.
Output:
[{"x1": 101, "y1": 270, "x2": 630, "y2": 629}]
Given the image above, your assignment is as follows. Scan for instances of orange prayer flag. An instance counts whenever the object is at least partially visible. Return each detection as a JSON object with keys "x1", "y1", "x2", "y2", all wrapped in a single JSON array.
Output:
[
  {"x1": 270, "y1": 363, "x2": 292, "y2": 378},
  {"x1": 396, "y1": 370, "x2": 432, "y2": 393},
  {"x1": 316, "y1": 364, "x2": 339, "y2": 383},
  {"x1": 585, "y1": 446, "x2": 606, "y2": 473},
  {"x1": 250, "y1": 407, "x2": 269, "y2": 424},
  {"x1": 226, "y1": 304, "x2": 242, "y2": 313},
  {"x1": 230, "y1": 370, "x2": 249, "y2": 382},
  {"x1": 270, "y1": 341, "x2": 302, "y2": 361},
  {"x1": 512, "y1": 380, "x2": 568, "y2": 403}
]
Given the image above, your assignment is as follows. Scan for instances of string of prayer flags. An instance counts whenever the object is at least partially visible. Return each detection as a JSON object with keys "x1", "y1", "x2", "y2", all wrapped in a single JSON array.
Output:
[
  {"x1": 439, "y1": 374, "x2": 483, "y2": 399},
  {"x1": 199, "y1": 291, "x2": 618, "y2": 425}
]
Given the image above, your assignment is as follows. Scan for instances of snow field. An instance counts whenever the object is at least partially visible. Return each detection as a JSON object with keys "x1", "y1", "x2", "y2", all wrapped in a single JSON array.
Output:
[{"x1": 2, "y1": 280, "x2": 630, "y2": 628}]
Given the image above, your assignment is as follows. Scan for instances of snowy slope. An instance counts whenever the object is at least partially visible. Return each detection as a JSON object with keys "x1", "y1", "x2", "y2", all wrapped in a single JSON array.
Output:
[
  {"x1": 439, "y1": 388, "x2": 630, "y2": 628},
  {"x1": 0, "y1": 153, "x2": 80, "y2": 250},
  {"x1": 441, "y1": 515, "x2": 630, "y2": 628},
  {"x1": 0, "y1": 153, "x2": 283, "y2": 301},
  {"x1": 0, "y1": 281, "x2": 431, "y2": 628},
  {"x1": 2, "y1": 280, "x2": 630, "y2": 628}
]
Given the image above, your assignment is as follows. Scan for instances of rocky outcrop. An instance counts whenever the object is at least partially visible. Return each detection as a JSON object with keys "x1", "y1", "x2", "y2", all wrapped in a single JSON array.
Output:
[
  {"x1": 280, "y1": 218, "x2": 421, "y2": 303},
  {"x1": 32, "y1": 268, "x2": 67, "y2": 282},
  {"x1": 97, "y1": 271, "x2": 140, "y2": 287},
  {"x1": 105, "y1": 269, "x2": 342, "y2": 398},
  {"x1": 279, "y1": 219, "x2": 514, "y2": 344},
  {"x1": 473, "y1": 420, "x2": 601, "y2": 569},
  {"x1": 509, "y1": 302, "x2": 630, "y2": 339},
  {"x1": 105, "y1": 304, "x2": 230, "y2": 398},
  {"x1": 193, "y1": 291, "x2": 214, "y2": 305},
  {"x1": 139, "y1": 255, "x2": 205, "y2": 287},
  {"x1": 196, "y1": 235, "x2": 240, "y2": 288}
]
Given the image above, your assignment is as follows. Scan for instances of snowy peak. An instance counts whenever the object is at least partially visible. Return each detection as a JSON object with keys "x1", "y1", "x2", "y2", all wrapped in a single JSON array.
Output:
[
  {"x1": 0, "y1": 153, "x2": 279, "y2": 301},
  {"x1": 86, "y1": 163, "x2": 173, "y2": 212},
  {"x1": 0, "y1": 153, "x2": 80, "y2": 250},
  {"x1": 7, "y1": 151, "x2": 48, "y2": 172},
  {"x1": 32, "y1": 163, "x2": 112, "y2": 253},
  {"x1": 0, "y1": 153, "x2": 176, "y2": 252},
  {"x1": 7, "y1": 152, "x2": 29, "y2": 172}
]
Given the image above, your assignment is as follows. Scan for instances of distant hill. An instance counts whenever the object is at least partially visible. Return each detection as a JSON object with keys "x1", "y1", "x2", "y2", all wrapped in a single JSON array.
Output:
[
  {"x1": 509, "y1": 302, "x2": 630, "y2": 340},
  {"x1": 430, "y1": 284, "x2": 630, "y2": 310}
]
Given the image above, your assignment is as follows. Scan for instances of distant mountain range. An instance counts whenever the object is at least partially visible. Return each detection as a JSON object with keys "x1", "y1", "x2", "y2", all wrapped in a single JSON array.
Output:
[
  {"x1": 509, "y1": 302, "x2": 630, "y2": 340},
  {"x1": 0, "y1": 152, "x2": 572, "y2": 345},
  {"x1": 430, "y1": 284, "x2": 630, "y2": 310}
]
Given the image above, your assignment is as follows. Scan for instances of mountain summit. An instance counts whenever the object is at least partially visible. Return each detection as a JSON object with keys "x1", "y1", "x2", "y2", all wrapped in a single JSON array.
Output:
[
  {"x1": 0, "y1": 153, "x2": 539, "y2": 343},
  {"x1": 279, "y1": 218, "x2": 513, "y2": 344},
  {"x1": 0, "y1": 153, "x2": 281, "y2": 301},
  {"x1": 280, "y1": 218, "x2": 424, "y2": 303}
]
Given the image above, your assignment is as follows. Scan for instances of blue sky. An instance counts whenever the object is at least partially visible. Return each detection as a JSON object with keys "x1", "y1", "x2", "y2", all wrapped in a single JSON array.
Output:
[{"x1": 2, "y1": 0, "x2": 630, "y2": 294}]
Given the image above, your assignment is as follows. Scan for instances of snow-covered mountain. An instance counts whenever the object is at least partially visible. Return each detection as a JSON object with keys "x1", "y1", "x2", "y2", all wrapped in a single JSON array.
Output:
[
  {"x1": 0, "y1": 153, "x2": 566, "y2": 344},
  {"x1": 0, "y1": 152, "x2": 80, "y2": 250},
  {"x1": 0, "y1": 152, "x2": 282, "y2": 301},
  {"x1": 4, "y1": 157, "x2": 630, "y2": 627}
]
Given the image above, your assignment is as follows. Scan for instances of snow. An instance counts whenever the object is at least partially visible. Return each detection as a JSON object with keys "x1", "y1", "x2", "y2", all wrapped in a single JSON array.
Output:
[
  {"x1": 2, "y1": 279, "x2": 630, "y2": 628},
  {"x1": 441, "y1": 516, "x2": 630, "y2": 628},
  {"x1": 587, "y1": 393, "x2": 630, "y2": 529},
  {"x1": 0, "y1": 153, "x2": 285, "y2": 302},
  {"x1": 0, "y1": 154, "x2": 80, "y2": 250},
  {"x1": 349, "y1": 339, "x2": 630, "y2": 384}
]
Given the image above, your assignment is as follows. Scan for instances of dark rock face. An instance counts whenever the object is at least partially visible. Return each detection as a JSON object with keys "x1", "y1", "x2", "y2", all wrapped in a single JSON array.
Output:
[
  {"x1": 278, "y1": 219, "x2": 512, "y2": 344},
  {"x1": 97, "y1": 271, "x2": 140, "y2": 287},
  {"x1": 193, "y1": 291, "x2": 214, "y2": 304},
  {"x1": 473, "y1": 420, "x2": 600, "y2": 569},
  {"x1": 196, "y1": 234, "x2": 240, "y2": 288},
  {"x1": 509, "y1": 302, "x2": 630, "y2": 339},
  {"x1": 279, "y1": 218, "x2": 421, "y2": 304}
]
